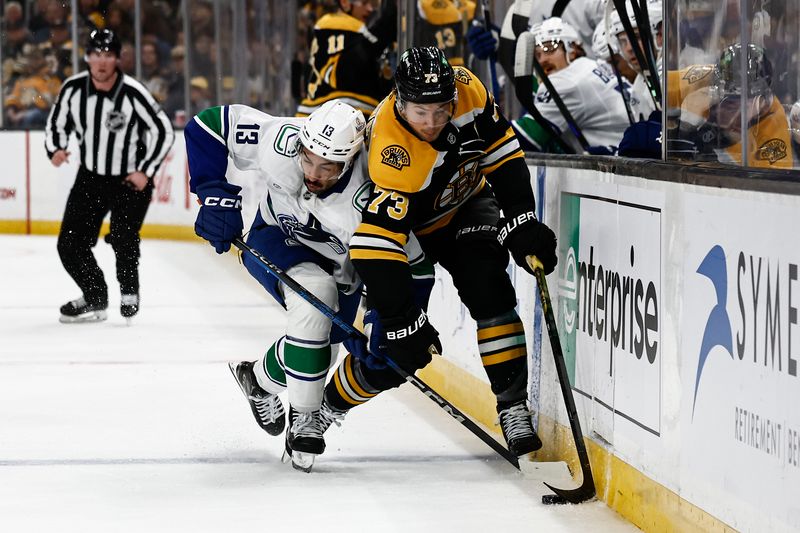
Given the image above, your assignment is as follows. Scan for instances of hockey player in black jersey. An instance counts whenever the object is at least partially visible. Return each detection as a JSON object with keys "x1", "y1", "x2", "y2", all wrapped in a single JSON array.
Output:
[
  {"x1": 321, "y1": 47, "x2": 558, "y2": 457},
  {"x1": 297, "y1": 0, "x2": 396, "y2": 117}
]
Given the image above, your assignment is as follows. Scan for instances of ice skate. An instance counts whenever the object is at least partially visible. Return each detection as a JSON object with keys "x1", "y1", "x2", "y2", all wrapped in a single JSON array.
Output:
[
  {"x1": 121, "y1": 294, "x2": 139, "y2": 325},
  {"x1": 59, "y1": 297, "x2": 107, "y2": 323},
  {"x1": 498, "y1": 401, "x2": 542, "y2": 456},
  {"x1": 228, "y1": 361, "x2": 285, "y2": 435},
  {"x1": 319, "y1": 399, "x2": 347, "y2": 433},
  {"x1": 282, "y1": 407, "x2": 326, "y2": 472}
]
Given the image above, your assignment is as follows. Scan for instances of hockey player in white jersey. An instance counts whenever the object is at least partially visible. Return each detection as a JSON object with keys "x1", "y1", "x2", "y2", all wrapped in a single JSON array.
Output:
[
  {"x1": 608, "y1": 0, "x2": 663, "y2": 121},
  {"x1": 467, "y1": 0, "x2": 605, "y2": 80},
  {"x1": 513, "y1": 17, "x2": 632, "y2": 152},
  {"x1": 185, "y1": 100, "x2": 426, "y2": 472}
]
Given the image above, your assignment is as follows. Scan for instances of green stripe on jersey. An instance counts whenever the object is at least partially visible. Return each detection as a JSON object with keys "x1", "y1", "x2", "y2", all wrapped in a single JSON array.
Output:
[{"x1": 196, "y1": 106, "x2": 224, "y2": 138}]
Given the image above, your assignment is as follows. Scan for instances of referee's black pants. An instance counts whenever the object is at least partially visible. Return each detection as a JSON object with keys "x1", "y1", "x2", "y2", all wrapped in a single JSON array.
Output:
[{"x1": 57, "y1": 167, "x2": 153, "y2": 306}]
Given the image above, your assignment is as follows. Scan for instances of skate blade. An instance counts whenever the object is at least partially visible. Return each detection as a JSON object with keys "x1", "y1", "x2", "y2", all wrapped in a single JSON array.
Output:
[
  {"x1": 125, "y1": 317, "x2": 133, "y2": 327},
  {"x1": 59, "y1": 310, "x2": 107, "y2": 324},
  {"x1": 290, "y1": 451, "x2": 315, "y2": 473}
]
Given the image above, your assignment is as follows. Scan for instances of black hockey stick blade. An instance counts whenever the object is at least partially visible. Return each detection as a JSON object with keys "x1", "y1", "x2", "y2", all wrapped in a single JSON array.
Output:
[
  {"x1": 232, "y1": 237, "x2": 522, "y2": 470},
  {"x1": 527, "y1": 256, "x2": 596, "y2": 504}
]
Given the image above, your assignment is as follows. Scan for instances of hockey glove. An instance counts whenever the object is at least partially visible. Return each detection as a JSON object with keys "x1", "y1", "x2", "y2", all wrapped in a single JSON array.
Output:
[
  {"x1": 343, "y1": 309, "x2": 389, "y2": 370},
  {"x1": 194, "y1": 181, "x2": 243, "y2": 254},
  {"x1": 618, "y1": 111, "x2": 663, "y2": 159},
  {"x1": 498, "y1": 207, "x2": 558, "y2": 275},
  {"x1": 466, "y1": 23, "x2": 499, "y2": 60},
  {"x1": 382, "y1": 307, "x2": 442, "y2": 371}
]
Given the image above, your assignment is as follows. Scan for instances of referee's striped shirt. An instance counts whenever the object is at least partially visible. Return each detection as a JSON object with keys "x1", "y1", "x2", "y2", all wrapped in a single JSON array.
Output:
[{"x1": 45, "y1": 70, "x2": 174, "y2": 178}]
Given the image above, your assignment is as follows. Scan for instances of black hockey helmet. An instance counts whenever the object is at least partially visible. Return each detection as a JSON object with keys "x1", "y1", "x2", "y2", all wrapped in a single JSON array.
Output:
[
  {"x1": 716, "y1": 43, "x2": 772, "y2": 99},
  {"x1": 86, "y1": 29, "x2": 121, "y2": 57},
  {"x1": 394, "y1": 46, "x2": 456, "y2": 105}
]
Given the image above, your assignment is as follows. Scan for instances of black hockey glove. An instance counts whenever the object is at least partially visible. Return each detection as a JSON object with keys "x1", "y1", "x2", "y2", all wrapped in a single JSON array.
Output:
[
  {"x1": 381, "y1": 307, "x2": 442, "y2": 371},
  {"x1": 498, "y1": 207, "x2": 557, "y2": 275},
  {"x1": 194, "y1": 181, "x2": 243, "y2": 254}
]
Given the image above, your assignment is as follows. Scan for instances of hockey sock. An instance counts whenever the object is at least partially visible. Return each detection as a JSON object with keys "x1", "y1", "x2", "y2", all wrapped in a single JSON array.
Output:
[
  {"x1": 325, "y1": 353, "x2": 380, "y2": 411},
  {"x1": 476, "y1": 310, "x2": 529, "y2": 409},
  {"x1": 283, "y1": 336, "x2": 332, "y2": 412},
  {"x1": 253, "y1": 336, "x2": 288, "y2": 394}
]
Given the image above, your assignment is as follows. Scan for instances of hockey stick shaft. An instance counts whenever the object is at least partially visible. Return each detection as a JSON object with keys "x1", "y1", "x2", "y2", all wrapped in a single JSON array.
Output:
[
  {"x1": 527, "y1": 256, "x2": 596, "y2": 503},
  {"x1": 608, "y1": 44, "x2": 635, "y2": 125},
  {"x1": 478, "y1": 0, "x2": 502, "y2": 100},
  {"x1": 611, "y1": 0, "x2": 661, "y2": 107},
  {"x1": 233, "y1": 237, "x2": 522, "y2": 469}
]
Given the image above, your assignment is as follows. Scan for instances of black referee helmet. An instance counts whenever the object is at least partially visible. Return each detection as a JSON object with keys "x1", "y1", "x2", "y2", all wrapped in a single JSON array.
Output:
[
  {"x1": 394, "y1": 46, "x2": 456, "y2": 105},
  {"x1": 86, "y1": 29, "x2": 122, "y2": 57}
]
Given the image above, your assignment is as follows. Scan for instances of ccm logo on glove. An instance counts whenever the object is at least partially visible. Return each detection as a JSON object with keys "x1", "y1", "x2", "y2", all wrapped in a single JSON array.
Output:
[
  {"x1": 497, "y1": 211, "x2": 537, "y2": 244},
  {"x1": 386, "y1": 311, "x2": 429, "y2": 340},
  {"x1": 202, "y1": 196, "x2": 242, "y2": 209}
]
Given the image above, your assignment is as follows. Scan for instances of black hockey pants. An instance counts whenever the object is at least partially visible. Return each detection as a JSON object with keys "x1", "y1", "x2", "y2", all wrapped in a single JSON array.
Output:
[{"x1": 57, "y1": 166, "x2": 153, "y2": 305}]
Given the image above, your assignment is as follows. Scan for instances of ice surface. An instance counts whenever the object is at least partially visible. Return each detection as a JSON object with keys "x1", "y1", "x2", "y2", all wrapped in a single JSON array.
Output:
[{"x1": 0, "y1": 235, "x2": 639, "y2": 532}]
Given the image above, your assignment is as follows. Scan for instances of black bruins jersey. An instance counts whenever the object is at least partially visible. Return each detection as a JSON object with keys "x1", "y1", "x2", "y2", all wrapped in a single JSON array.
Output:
[
  {"x1": 415, "y1": 0, "x2": 476, "y2": 67},
  {"x1": 350, "y1": 67, "x2": 534, "y2": 318},
  {"x1": 297, "y1": 10, "x2": 395, "y2": 117}
]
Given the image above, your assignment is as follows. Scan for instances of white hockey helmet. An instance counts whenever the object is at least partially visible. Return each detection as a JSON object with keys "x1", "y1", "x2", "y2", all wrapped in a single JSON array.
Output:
[
  {"x1": 298, "y1": 100, "x2": 366, "y2": 165},
  {"x1": 591, "y1": 23, "x2": 617, "y2": 61},
  {"x1": 531, "y1": 17, "x2": 582, "y2": 57},
  {"x1": 608, "y1": 0, "x2": 664, "y2": 38}
]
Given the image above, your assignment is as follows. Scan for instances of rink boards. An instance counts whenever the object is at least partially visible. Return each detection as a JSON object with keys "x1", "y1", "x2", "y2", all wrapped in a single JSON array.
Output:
[{"x1": 2, "y1": 131, "x2": 799, "y2": 532}]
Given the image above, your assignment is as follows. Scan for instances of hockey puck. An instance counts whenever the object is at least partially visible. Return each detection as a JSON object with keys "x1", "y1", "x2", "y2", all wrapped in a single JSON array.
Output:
[{"x1": 541, "y1": 494, "x2": 568, "y2": 505}]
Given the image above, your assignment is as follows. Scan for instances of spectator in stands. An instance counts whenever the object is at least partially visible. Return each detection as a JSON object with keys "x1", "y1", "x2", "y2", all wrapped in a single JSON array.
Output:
[
  {"x1": 119, "y1": 41, "x2": 136, "y2": 75},
  {"x1": 28, "y1": 0, "x2": 52, "y2": 35},
  {"x1": 296, "y1": 0, "x2": 396, "y2": 117},
  {"x1": 141, "y1": 37, "x2": 168, "y2": 102},
  {"x1": 5, "y1": 46, "x2": 62, "y2": 129},
  {"x1": 79, "y1": 0, "x2": 106, "y2": 30},
  {"x1": 513, "y1": 18, "x2": 632, "y2": 154},
  {"x1": 164, "y1": 45, "x2": 187, "y2": 125},
  {"x1": 105, "y1": 2, "x2": 135, "y2": 44},
  {"x1": 190, "y1": 32, "x2": 216, "y2": 85},
  {"x1": 32, "y1": 0, "x2": 69, "y2": 43},
  {"x1": 189, "y1": 76, "x2": 211, "y2": 115},
  {"x1": 3, "y1": 2, "x2": 33, "y2": 59}
]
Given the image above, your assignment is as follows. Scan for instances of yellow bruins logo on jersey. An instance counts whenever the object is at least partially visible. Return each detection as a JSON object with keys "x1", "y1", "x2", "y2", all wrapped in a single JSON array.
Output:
[
  {"x1": 682, "y1": 65, "x2": 714, "y2": 85},
  {"x1": 454, "y1": 68, "x2": 472, "y2": 85},
  {"x1": 755, "y1": 138, "x2": 787, "y2": 164},
  {"x1": 381, "y1": 144, "x2": 411, "y2": 170}
]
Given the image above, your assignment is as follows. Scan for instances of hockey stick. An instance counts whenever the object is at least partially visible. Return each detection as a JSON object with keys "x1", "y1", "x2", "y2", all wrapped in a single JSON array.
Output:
[
  {"x1": 551, "y1": 0, "x2": 573, "y2": 17},
  {"x1": 233, "y1": 237, "x2": 523, "y2": 469},
  {"x1": 610, "y1": 0, "x2": 661, "y2": 108},
  {"x1": 526, "y1": 255, "x2": 596, "y2": 504},
  {"x1": 602, "y1": 0, "x2": 635, "y2": 125},
  {"x1": 518, "y1": 31, "x2": 591, "y2": 151},
  {"x1": 513, "y1": 30, "x2": 575, "y2": 154},
  {"x1": 477, "y1": 0, "x2": 502, "y2": 99}
]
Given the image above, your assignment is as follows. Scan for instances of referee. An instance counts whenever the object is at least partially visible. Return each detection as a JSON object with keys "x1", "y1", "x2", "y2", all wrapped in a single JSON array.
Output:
[{"x1": 46, "y1": 29, "x2": 174, "y2": 323}]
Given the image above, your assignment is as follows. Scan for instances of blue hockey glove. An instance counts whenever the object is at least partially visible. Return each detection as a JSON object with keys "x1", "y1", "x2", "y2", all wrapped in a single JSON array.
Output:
[
  {"x1": 467, "y1": 23, "x2": 499, "y2": 60},
  {"x1": 194, "y1": 181, "x2": 243, "y2": 254},
  {"x1": 343, "y1": 309, "x2": 389, "y2": 370},
  {"x1": 498, "y1": 207, "x2": 558, "y2": 275},
  {"x1": 618, "y1": 111, "x2": 662, "y2": 159}
]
